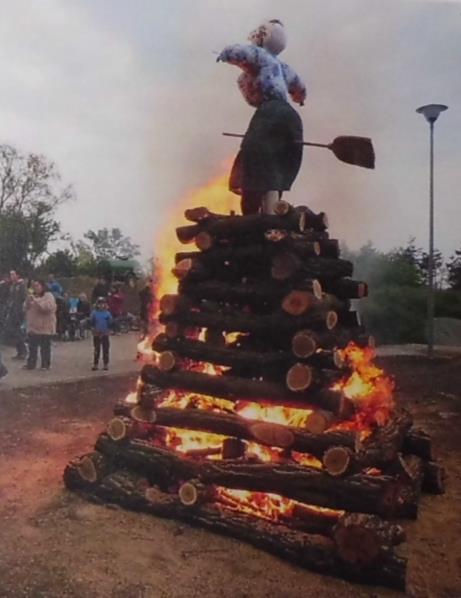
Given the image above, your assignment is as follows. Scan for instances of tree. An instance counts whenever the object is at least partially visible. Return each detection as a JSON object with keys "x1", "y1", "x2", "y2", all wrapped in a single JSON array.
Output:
[
  {"x1": 81, "y1": 227, "x2": 140, "y2": 261},
  {"x1": 447, "y1": 250, "x2": 461, "y2": 290},
  {"x1": 41, "y1": 250, "x2": 77, "y2": 277},
  {"x1": 0, "y1": 144, "x2": 74, "y2": 274}
]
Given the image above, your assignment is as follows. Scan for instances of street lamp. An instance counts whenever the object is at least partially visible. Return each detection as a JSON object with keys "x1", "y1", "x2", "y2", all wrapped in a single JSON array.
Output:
[{"x1": 416, "y1": 103, "x2": 448, "y2": 358}]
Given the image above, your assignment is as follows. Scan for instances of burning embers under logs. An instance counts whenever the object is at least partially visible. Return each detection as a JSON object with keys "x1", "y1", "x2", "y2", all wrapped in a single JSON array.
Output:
[{"x1": 64, "y1": 200, "x2": 445, "y2": 591}]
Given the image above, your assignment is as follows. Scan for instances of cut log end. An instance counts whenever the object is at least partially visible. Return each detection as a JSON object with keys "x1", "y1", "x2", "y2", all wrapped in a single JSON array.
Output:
[
  {"x1": 323, "y1": 446, "x2": 354, "y2": 477},
  {"x1": 158, "y1": 351, "x2": 178, "y2": 372},
  {"x1": 292, "y1": 330, "x2": 317, "y2": 358},
  {"x1": 286, "y1": 363, "x2": 313, "y2": 392},
  {"x1": 76, "y1": 452, "x2": 108, "y2": 484},
  {"x1": 172, "y1": 258, "x2": 193, "y2": 280},
  {"x1": 334, "y1": 522, "x2": 382, "y2": 566},
  {"x1": 131, "y1": 405, "x2": 157, "y2": 424},
  {"x1": 304, "y1": 410, "x2": 335, "y2": 434},
  {"x1": 178, "y1": 480, "x2": 207, "y2": 506},
  {"x1": 195, "y1": 231, "x2": 213, "y2": 251},
  {"x1": 159, "y1": 294, "x2": 180, "y2": 316},
  {"x1": 312, "y1": 279, "x2": 323, "y2": 300},
  {"x1": 282, "y1": 290, "x2": 313, "y2": 316},
  {"x1": 326, "y1": 311, "x2": 338, "y2": 330},
  {"x1": 107, "y1": 417, "x2": 132, "y2": 442}
]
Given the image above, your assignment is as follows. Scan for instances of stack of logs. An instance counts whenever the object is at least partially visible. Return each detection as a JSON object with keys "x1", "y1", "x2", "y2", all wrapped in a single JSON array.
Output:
[{"x1": 64, "y1": 202, "x2": 445, "y2": 592}]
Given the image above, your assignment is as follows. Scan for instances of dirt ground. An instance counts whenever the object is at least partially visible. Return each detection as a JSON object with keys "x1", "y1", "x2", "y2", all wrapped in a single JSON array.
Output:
[{"x1": 0, "y1": 358, "x2": 460, "y2": 598}]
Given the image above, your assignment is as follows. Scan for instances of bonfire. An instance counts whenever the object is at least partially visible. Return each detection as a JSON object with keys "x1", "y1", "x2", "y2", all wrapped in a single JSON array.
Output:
[{"x1": 64, "y1": 176, "x2": 444, "y2": 592}]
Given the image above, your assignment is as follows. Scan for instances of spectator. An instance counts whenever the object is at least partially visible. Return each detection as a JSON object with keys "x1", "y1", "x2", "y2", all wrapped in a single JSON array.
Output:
[
  {"x1": 55, "y1": 292, "x2": 69, "y2": 340},
  {"x1": 139, "y1": 278, "x2": 153, "y2": 337},
  {"x1": 0, "y1": 350, "x2": 7, "y2": 379},
  {"x1": 91, "y1": 276, "x2": 109, "y2": 304},
  {"x1": 24, "y1": 280, "x2": 56, "y2": 370},
  {"x1": 7, "y1": 270, "x2": 27, "y2": 360},
  {"x1": 47, "y1": 273, "x2": 64, "y2": 298},
  {"x1": 77, "y1": 292, "x2": 91, "y2": 338},
  {"x1": 90, "y1": 297, "x2": 112, "y2": 371},
  {"x1": 107, "y1": 285, "x2": 125, "y2": 333}
]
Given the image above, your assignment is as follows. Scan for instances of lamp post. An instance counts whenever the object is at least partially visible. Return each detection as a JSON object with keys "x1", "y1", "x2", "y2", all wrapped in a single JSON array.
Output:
[{"x1": 416, "y1": 103, "x2": 448, "y2": 358}]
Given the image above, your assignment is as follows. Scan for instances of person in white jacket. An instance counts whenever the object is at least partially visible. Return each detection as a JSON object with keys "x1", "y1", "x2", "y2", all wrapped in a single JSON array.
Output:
[
  {"x1": 24, "y1": 280, "x2": 57, "y2": 370},
  {"x1": 217, "y1": 19, "x2": 307, "y2": 214}
]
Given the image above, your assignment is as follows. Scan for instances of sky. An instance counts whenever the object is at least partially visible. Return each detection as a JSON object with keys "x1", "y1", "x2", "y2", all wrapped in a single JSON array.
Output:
[{"x1": 0, "y1": 0, "x2": 460, "y2": 260}]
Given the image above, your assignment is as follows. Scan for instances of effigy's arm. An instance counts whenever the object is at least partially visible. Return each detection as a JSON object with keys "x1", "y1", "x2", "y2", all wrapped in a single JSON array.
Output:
[
  {"x1": 281, "y1": 62, "x2": 307, "y2": 106},
  {"x1": 217, "y1": 44, "x2": 263, "y2": 74}
]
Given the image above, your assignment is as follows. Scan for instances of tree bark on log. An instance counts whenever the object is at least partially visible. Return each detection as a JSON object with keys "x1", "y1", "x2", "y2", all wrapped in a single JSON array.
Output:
[
  {"x1": 153, "y1": 333, "x2": 330, "y2": 371},
  {"x1": 140, "y1": 365, "x2": 351, "y2": 415},
  {"x1": 176, "y1": 211, "x2": 307, "y2": 245},
  {"x1": 403, "y1": 428, "x2": 432, "y2": 461},
  {"x1": 65, "y1": 467, "x2": 406, "y2": 590},
  {"x1": 94, "y1": 434, "x2": 418, "y2": 519},
  {"x1": 357, "y1": 410, "x2": 413, "y2": 466},
  {"x1": 178, "y1": 279, "x2": 323, "y2": 309},
  {"x1": 158, "y1": 306, "x2": 338, "y2": 337},
  {"x1": 112, "y1": 404, "x2": 356, "y2": 459},
  {"x1": 271, "y1": 254, "x2": 353, "y2": 282}
]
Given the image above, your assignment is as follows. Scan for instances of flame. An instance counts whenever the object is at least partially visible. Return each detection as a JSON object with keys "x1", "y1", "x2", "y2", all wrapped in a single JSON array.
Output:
[
  {"x1": 165, "y1": 428, "x2": 226, "y2": 454},
  {"x1": 236, "y1": 401, "x2": 313, "y2": 428},
  {"x1": 333, "y1": 343, "x2": 395, "y2": 428},
  {"x1": 152, "y1": 173, "x2": 237, "y2": 319},
  {"x1": 215, "y1": 488, "x2": 342, "y2": 523}
]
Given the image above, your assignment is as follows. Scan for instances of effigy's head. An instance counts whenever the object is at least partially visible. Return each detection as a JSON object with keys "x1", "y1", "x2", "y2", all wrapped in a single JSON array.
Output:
[{"x1": 248, "y1": 19, "x2": 287, "y2": 55}]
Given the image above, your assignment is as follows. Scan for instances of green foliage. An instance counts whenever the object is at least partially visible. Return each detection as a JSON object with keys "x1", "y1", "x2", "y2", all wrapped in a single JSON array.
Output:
[
  {"x1": 41, "y1": 250, "x2": 77, "y2": 277},
  {"x1": 447, "y1": 250, "x2": 461, "y2": 290},
  {"x1": 344, "y1": 239, "x2": 455, "y2": 344},
  {"x1": 0, "y1": 144, "x2": 74, "y2": 274},
  {"x1": 81, "y1": 227, "x2": 140, "y2": 261}
]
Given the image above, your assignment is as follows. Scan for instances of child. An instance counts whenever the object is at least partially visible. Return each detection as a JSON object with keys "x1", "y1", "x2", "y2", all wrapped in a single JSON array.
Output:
[{"x1": 90, "y1": 297, "x2": 113, "y2": 371}]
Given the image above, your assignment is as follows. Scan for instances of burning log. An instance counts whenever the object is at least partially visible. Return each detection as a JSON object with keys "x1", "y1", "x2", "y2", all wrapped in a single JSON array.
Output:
[
  {"x1": 332, "y1": 513, "x2": 405, "y2": 568},
  {"x1": 94, "y1": 435, "x2": 419, "y2": 519},
  {"x1": 178, "y1": 278, "x2": 323, "y2": 308},
  {"x1": 141, "y1": 365, "x2": 351, "y2": 415},
  {"x1": 65, "y1": 466, "x2": 406, "y2": 590},
  {"x1": 175, "y1": 239, "x2": 321, "y2": 266},
  {"x1": 271, "y1": 254, "x2": 353, "y2": 282},
  {"x1": 153, "y1": 334, "x2": 332, "y2": 371},
  {"x1": 159, "y1": 306, "x2": 339, "y2": 337},
  {"x1": 112, "y1": 405, "x2": 354, "y2": 458},
  {"x1": 322, "y1": 446, "x2": 355, "y2": 477},
  {"x1": 176, "y1": 210, "x2": 308, "y2": 246},
  {"x1": 357, "y1": 409, "x2": 413, "y2": 466}
]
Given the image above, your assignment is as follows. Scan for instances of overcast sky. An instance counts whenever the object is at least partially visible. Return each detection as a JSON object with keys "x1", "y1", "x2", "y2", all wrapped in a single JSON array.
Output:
[{"x1": 0, "y1": 0, "x2": 459, "y2": 260}]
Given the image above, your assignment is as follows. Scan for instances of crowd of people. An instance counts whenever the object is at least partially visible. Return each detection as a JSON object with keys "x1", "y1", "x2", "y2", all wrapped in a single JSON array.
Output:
[{"x1": 0, "y1": 271, "x2": 154, "y2": 378}]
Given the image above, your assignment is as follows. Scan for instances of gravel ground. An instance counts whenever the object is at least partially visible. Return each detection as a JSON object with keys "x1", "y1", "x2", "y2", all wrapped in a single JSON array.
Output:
[{"x1": 0, "y1": 357, "x2": 460, "y2": 598}]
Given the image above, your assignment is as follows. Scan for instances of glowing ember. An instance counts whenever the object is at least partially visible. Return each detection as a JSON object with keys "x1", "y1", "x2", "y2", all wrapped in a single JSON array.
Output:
[
  {"x1": 165, "y1": 428, "x2": 226, "y2": 454},
  {"x1": 236, "y1": 401, "x2": 313, "y2": 428}
]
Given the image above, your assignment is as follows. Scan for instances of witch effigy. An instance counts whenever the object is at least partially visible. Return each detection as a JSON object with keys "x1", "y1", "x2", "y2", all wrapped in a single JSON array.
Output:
[
  {"x1": 218, "y1": 20, "x2": 375, "y2": 215},
  {"x1": 217, "y1": 19, "x2": 306, "y2": 215}
]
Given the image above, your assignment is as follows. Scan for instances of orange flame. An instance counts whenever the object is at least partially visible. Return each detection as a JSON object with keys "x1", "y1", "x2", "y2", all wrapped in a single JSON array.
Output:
[{"x1": 333, "y1": 343, "x2": 395, "y2": 428}]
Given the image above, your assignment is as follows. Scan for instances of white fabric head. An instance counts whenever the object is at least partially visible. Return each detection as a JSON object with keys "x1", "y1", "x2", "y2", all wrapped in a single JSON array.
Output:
[{"x1": 248, "y1": 19, "x2": 287, "y2": 55}]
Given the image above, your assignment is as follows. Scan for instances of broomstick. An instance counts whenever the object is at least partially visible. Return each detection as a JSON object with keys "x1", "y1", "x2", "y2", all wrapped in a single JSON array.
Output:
[{"x1": 222, "y1": 133, "x2": 375, "y2": 169}]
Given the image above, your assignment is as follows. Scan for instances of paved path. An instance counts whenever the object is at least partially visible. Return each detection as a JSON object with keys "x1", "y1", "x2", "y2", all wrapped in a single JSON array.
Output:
[{"x1": 0, "y1": 332, "x2": 141, "y2": 390}]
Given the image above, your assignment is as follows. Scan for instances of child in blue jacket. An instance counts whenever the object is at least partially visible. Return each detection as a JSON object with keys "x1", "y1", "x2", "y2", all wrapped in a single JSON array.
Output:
[{"x1": 90, "y1": 297, "x2": 113, "y2": 370}]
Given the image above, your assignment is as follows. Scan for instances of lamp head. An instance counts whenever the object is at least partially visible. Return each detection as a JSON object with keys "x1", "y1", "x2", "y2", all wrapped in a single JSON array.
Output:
[{"x1": 416, "y1": 104, "x2": 448, "y2": 124}]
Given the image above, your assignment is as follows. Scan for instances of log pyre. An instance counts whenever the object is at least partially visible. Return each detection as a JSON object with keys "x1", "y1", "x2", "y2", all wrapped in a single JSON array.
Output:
[{"x1": 64, "y1": 201, "x2": 443, "y2": 592}]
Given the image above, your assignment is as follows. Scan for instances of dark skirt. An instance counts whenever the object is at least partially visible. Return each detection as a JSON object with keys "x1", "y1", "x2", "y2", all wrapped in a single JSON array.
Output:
[{"x1": 229, "y1": 99, "x2": 303, "y2": 194}]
